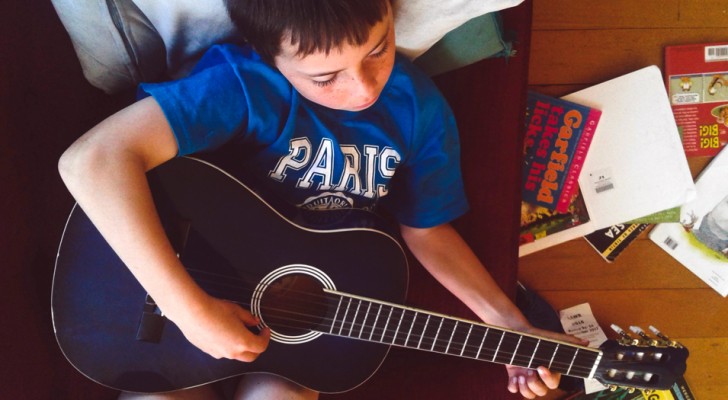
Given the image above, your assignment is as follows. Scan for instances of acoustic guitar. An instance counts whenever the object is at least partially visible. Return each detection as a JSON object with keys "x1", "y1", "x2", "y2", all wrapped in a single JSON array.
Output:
[{"x1": 52, "y1": 157, "x2": 688, "y2": 394}]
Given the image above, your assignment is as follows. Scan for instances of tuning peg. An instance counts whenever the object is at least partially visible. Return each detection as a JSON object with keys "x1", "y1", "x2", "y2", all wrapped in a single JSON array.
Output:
[
  {"x1": 629, "y1": 326, "x2": 658, "y2": 346},
  {"x1": 649, "y1": 326, "x2": 683, "y2": 348},
  {"x1": 611, "y1": 324, "x2": 639, "y2": 345}
]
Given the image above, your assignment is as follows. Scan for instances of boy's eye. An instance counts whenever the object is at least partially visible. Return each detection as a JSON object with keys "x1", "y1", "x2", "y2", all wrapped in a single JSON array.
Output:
[
  {"x1": 312, "y1": 75, "x2": 337, "y2": 88},
  {"x1": 370, "y1": 40, "x2": 390, "y2": 59}
]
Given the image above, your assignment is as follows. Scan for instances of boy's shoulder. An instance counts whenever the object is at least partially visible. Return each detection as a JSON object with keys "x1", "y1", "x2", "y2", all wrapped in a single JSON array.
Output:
[
  {"x1": 388, "y1": 53, "x2": 450, "y2": 112},
  {"x1": 192, "y1": 43, "x2": 264, "y2": 72}
]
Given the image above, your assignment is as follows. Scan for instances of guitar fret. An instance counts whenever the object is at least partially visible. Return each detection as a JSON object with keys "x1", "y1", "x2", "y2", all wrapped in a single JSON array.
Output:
[
  {"x1": 476, "y1": 327, "x2": 489, "y2": 359},
  {"x1": 566, "y1": 348, "x2": 579, "y2": 375},
  {"x1": 417, "y1": 315, "x2": 431, "y2": 349},
  {"x1": 392, "y1": 309, "x2": 405, "y2": 344},
  {"x1": 460, "y1": 324, "x2": 473, "y2": 357},
  {"x1": 549, "y1": 344, "x2": 559, "y2": 369},
  {"x1": 369, "y1": 304, "x2": 383, "y2": 341},
  {"x1": 430, "y1": 318, "x2": 445, "y2": 351},
  {"x1": 348, "y1": 299, "x2": 362, "y2": 337},
  {"x1": 330, "y1": 296, "x2": 344, "y2": 334},
  {"x1": 445, "y1": 321, "x2": 459, "y2": 354},
  {"x1": 380, "y1": 306, "x2": 394, "y2": 343},
  {"x1": 358, "y1": 302, "x2": 372, "y2": 339},
  {"x1": 323, "y1": 291, "x2": 607, "y2": 382},
  {"x1": 528, "y1": 339, "x2": 541, "y2": 368},
  {"x1": 492, "y1": 331, "x2": 505, "y2": 362},
  {"x1": 322, "y1": 292, "x2": 608, "y2": 383},
  {"x1": 509, "y1": 335, "x2": 523, "y2": 365},
  {"x1": 405, "y1": 312, "x2": 418, "y2": 347},
  {"x1": 338, "y1": 297, "x2": 353, "y2": 336}
]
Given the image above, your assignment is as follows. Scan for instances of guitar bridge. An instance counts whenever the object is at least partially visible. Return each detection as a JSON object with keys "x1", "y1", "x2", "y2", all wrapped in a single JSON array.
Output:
[
  {"x1": 136, "y1": 294, "x2": 166, "y2": 343},
  {"x1": 134, "y1": 217, "x2": 190, "y2": 343}
]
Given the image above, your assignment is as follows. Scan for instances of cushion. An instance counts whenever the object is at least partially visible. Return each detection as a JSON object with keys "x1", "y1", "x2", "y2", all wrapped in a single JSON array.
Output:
[
  {"x1": 413, "y1": 12, "x2": 511, "y2": 76},
  {"x1": 51, "y1": 0, "x2": 523, "y2": 94}
]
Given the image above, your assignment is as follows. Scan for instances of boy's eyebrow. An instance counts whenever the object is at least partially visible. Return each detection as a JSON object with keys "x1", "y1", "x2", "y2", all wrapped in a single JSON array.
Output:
[{"x1": 305, "y1": 22, "x2": 390, "y2": 78}]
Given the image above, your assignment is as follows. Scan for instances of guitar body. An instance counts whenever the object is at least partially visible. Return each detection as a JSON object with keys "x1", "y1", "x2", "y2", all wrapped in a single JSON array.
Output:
[{"x1": 52, "y1": 157, "x2": 409, "y2": 394}]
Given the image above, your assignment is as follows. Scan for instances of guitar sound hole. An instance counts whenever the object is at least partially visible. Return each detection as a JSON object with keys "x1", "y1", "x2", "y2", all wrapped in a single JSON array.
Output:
[{"x1": 259, "y1": 274, "x2": 329, "y2": 336}]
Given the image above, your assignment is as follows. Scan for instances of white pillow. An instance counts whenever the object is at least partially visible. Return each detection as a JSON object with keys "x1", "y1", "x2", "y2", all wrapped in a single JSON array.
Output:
[{"x1": 51, "y1": 0, "x2": 523, "y2": 94}]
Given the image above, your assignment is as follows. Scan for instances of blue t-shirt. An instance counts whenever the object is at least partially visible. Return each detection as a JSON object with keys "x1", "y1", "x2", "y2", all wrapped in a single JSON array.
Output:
[{"x1": 140, "y1": 44, "x2": 468, "y2": 228}]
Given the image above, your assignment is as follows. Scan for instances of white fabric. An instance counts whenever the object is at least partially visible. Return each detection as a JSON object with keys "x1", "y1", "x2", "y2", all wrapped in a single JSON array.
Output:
[
  {"x1": 134, "y1": 0, "x2": 525, "y2": 75},
  {"x1": 133, "y1": 0, "x2": 238, "y2": 76},
  {"x1": 52, "y1": 0, "x2": 524, "y2": 92},
  {"x1": 393, "y1": 0, "x2": 524, "y2": 59}
]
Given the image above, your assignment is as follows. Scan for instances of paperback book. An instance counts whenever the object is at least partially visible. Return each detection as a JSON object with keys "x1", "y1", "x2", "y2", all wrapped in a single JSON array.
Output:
[
  {"x1": 564, "y1": 374, "x2": 695, "y2": 400},
  {"x1": 584, "y1": 223, "x2": 649, "y2": 263},
  {"x1": 522, "y1": 91, "x2": 601, "y2": 212},
  {"x1": 665, "y1": 42, "x2": 728, "y2": 157},
  {"x1": 650, "y1": 144, "x2": 728, "y2": 297},
  {"x1": 520, "y1": 190, "x2": 590, "y2": 245},
  {"x1": 520, "y1": 66, "x2": 695, "y2": 257}
]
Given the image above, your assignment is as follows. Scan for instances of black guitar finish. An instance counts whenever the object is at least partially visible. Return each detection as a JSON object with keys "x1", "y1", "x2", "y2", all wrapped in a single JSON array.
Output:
[
  {"x1": 52, "y1": 157, "x2": 408, "y2": 393},
  {"x1": 52, "y1": 157, "x2": 689, "y2": 394}
]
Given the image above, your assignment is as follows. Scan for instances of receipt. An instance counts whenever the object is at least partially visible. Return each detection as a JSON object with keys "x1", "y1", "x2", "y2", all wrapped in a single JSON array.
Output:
[{"x1": 559, "y1": 303, "x2": 609, "y2": 394}]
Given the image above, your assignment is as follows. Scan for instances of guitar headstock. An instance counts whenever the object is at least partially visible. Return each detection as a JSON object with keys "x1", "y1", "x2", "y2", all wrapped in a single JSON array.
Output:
[{"x1": 593, "y1": 325, "x2": 689, "y2": 392}]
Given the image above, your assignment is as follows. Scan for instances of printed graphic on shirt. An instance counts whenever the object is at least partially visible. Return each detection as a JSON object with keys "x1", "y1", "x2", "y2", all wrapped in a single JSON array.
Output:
[{"x1": 268, "y1": 137, "x2": 401, "y2": 210}]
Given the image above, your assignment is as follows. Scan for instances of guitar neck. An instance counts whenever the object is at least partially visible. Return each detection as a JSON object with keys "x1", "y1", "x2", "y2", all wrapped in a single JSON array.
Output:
[{"x1": 322, "y1": 289, "x2": 602, "y2": 379}]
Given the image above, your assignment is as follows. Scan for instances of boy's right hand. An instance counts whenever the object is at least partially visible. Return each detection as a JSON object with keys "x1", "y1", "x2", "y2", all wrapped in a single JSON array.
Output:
[{"x1": 172, "y1": 294, "x2": 271, "y2": 362}]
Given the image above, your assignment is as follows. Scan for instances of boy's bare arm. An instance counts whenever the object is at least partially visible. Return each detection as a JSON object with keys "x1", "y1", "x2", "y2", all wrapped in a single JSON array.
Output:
[
  {"x1": 400, "y1": 223, "x2": 584, "y2": 398},
  {"x1": 58, "y1": 97, "x2": 270, "y2": 362}
]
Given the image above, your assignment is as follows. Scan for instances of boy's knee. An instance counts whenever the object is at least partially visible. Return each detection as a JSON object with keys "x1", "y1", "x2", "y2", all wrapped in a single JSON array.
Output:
[
  {"x1": 118, "y1": 384, "x2": 221, "y2": 400},
  {"x1": 235, "y1": 373, "x2": 319, "y2": 400}
]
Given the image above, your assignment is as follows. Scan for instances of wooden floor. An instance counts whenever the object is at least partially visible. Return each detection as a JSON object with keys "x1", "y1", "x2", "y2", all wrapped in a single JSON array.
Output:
[{"x1": 520, "y1": 1, "x2": 728, "y2": 399}]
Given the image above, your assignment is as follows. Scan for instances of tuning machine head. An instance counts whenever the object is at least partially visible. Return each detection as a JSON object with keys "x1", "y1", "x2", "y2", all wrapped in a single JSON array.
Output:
[
  {"x1": 648, "y1": 325, "x2": 683, "y2": 348},
  {"x1": 608, "y1": 384, "x2": 638, "y2": 393},
  {"x1": 610, "y1": 324, "x2": 640, "y2": 345},
  {"x1": 610, "y1": 324, "x2": 683, "y2": 348},
  {"x1": 596, "y1": 326, "x2": 689, "y2": 391}
]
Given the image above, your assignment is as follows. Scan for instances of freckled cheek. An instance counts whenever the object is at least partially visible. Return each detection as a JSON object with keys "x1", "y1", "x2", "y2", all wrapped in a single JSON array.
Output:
[{"x1": 303, "y1": 87, "x2": 348, "y2": 109}]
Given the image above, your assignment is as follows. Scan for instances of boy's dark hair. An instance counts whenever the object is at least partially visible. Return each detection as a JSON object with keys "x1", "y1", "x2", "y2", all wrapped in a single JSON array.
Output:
[{"x1": 224, "y1": 0, "x2": 391, "y2": 64}]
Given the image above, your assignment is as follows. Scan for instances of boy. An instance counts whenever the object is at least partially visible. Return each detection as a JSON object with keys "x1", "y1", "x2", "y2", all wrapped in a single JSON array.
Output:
[{"x1": 59, "y1": 1, "x2": 582, "y2": 399}]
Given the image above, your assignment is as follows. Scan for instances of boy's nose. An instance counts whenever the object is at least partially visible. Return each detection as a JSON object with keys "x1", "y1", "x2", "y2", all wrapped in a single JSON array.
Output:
[{"x1": 353, "y1": 71, "x2": 379, "y2": 102}]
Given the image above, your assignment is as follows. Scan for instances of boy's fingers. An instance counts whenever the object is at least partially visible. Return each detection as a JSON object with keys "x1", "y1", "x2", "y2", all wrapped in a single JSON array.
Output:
[{"x1": 537, "y1": 366, "x2": 560, "y2": 389}]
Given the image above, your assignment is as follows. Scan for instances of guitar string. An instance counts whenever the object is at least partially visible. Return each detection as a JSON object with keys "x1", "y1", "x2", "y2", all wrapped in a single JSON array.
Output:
[
  {"x1": 177, "y1": 269, "x2": 598, "y2": 374},
  {"x1": 193, "y1": 278, "x2": 597, "y2": 375},
  {"x1": 224, "y1": 299, "x2": 597, "y2": 376},
  {"x1": 182, "y1": 271, "x2": 599, "y2": 374}
]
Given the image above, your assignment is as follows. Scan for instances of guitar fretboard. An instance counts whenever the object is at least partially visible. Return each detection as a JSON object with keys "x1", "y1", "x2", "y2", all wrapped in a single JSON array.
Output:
[{"x1": 322, "y1": 289, "x2": 602, "y2": 379}]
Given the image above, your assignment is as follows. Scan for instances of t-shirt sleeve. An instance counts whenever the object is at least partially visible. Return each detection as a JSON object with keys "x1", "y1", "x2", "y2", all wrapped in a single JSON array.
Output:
[
  {"x1": 137, "y1": 47, "x2": 249, "y2": 156},
  {"x1": 383, "y1": 92, "x2": 470, "y2": 228}
]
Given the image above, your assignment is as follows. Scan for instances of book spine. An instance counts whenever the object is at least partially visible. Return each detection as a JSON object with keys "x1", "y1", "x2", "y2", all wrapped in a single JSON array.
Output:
[{"x1": 555, "y1": 109, "x2": 601, "y2": 212}]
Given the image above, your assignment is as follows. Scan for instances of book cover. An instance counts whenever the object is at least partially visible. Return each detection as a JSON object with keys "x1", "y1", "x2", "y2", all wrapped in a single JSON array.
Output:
[
  {"x1": 522, "y1": 91, "x2": 601, "y2": 212},
  {"x1": 649, "y1": 144, "x2": 728, "y2": 297},
  {"x1": 520, "y1": 190, "x2": 590, "y2": 245},
  {"x1": 520, "y1": 66, "x2": 696, "y2": 257},
  {"x1": 627, "y1": 207, "x2": 680, "y2": 224},
  {"x1": 564, "y1": 375, "x2": 695, "y2": 399},
  {"x1": 665, "y1": 42, "x2": 728, "y2": 157},
  {"x1": 584, "y1": 223, "x2": 649, "y2": 263}
]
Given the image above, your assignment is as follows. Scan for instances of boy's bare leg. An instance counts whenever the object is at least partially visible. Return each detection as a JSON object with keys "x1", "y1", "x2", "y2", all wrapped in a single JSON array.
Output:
[
  {"x1": 118, "y1": 384, "x2": 221, "y2": 400},
  {"x1": 235, "y1": 374, "x2": 319, "y2": 400},
  {"x1": 118, "y1": 374, "x2": 317, "y2": 400}
]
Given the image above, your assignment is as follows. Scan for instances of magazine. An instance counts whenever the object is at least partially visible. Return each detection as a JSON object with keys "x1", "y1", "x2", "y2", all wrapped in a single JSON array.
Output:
[{"x1": 649, "y1": 145, "x2": 728, "y2": 297}]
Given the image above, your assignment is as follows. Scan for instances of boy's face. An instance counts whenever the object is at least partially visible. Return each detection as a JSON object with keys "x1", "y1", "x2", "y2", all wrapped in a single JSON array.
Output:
[{"x1": 274, "y1": 9, "x2": 395, "y2": 112}]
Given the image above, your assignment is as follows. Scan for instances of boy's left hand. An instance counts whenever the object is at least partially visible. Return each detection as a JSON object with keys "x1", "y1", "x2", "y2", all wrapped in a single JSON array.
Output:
[
  {"x1": 505, "y1": 328, "x2": 588, "y2": 398},
  {"x1": 506, "y1": 365, "x2": 559, "y2": 399}
]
